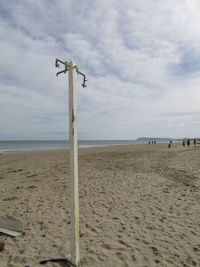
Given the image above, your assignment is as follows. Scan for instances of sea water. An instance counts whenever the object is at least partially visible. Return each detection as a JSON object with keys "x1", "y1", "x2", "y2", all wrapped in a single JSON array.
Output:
[{"x1": 0, "y1": 140, "x2": 150, "y2": 153}]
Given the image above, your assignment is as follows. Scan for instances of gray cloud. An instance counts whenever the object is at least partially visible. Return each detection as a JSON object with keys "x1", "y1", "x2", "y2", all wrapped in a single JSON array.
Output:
[{"x1": 1, "y1": 0, "x2": 200, "y2": 140}]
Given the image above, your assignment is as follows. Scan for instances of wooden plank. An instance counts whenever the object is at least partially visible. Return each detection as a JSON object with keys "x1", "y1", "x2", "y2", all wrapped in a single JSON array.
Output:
[{"x1": 0, "y1": 217, "x2": 23, "y2": 237}]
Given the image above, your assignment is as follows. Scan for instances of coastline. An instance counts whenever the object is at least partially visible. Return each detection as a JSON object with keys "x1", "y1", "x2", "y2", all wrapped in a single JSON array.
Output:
[
  {"x1": 0, "y1": 140, "x2": 175, "y2": 154},
  {"x1": 0, "y1": 143, "x2": 199, "y2": 266}
]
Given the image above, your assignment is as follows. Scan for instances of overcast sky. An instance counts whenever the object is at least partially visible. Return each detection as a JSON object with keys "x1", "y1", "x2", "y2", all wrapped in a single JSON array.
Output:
[{"x1": 1, "y1": 0, "x2": 200, "y2": 140}]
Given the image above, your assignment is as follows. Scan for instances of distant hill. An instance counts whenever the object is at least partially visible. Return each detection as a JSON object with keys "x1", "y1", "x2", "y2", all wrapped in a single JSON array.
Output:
[{"x1": 136, "y1": 137, "x2": 175, "y2": 141}]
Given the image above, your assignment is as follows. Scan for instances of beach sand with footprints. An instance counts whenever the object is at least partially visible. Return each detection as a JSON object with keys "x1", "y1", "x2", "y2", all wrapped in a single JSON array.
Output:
[{"x1": 0, "y1": 143, "x2": 200, "y2": 266}]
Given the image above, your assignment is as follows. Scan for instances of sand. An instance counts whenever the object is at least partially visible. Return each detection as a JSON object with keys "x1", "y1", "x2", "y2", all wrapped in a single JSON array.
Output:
[{"x1": 0, "y1": 143, "x2": 200, "y2": 267}]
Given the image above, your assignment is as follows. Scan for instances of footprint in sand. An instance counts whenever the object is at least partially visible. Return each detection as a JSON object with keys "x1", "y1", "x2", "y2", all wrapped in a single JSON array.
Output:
[
  {"x1": 112, "y1": 217, "x2": 120, "y2": 221},
  {"x1": 27, "y1": 174, "x2": 37, "y2": 178},
  {"x1": 118, "y1": 239, "x2": 131, "y2": 248},
  {"x1": 8, "y1": 169, "x2": 23, "y2": 173},
  {"x1": 134, "y1": 216, "x2": 140, "y2": 224},
  {"x1": 101, "y1": 243, "x2": 111, "y2": 249},
  {"x1": 85, "y1": 223, "x2": 98, "y2": 234},
  {"x1": 28, "y1": 185, "x2": 37, "y2": 190},
  {"x1": 150, "y1": 246, "x2": 160, "y2": 257},
  {"x1": 0, "y1": 241, "x2": 5, "y2": 251},
  {"x1": 193, "y1": 246, "x2": 199, "y2": 253},
  {"x1": 3, "y1": 196, "x2": 17, "y2": 201}
]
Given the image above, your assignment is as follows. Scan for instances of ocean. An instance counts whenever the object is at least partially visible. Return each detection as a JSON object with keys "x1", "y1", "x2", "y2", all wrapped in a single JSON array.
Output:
[{"x1": 0, "y1": 140, "x2": 151, "y2": 153}]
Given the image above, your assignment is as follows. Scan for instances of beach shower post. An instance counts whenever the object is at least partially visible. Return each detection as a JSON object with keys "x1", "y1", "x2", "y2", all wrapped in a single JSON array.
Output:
[{"x1": 55, "y1": 59, "x2": 87, "y2": 266}]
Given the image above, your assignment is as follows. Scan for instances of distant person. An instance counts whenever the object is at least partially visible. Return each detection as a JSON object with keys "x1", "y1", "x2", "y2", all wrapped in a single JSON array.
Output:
[
  {"x1": 182, "y1": 140, "x2": 185, "y2": 147},
  {"x1": 194, "y1": 139, "x2": 196, "y2": 147},
  {"x1": 170, "y1": 140, "x2": 172, "y2": 144},
  {"x1": 148, "y1": 141, "x2": 151, "y2": 145},
  {"x1": 187, "y1": 139, "x2": 190, "y2": 147},
  {"x1": 168, "y1": 142, "x2": 171, "y2": 148}
]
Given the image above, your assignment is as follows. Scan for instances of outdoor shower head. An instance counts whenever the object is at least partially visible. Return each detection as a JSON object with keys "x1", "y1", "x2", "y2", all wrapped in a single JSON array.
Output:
[
  {"x1": 55, "y1": 59, "x2": 59, "y2": 68},
  {"x1": 82, "y1": 83, "x2": 87, "y2": 88},
  {"x1": 55, "y1": 59, "x2": 70, "y2": 76},
  {"x1": 82, "y1": 78, "x2": 87, "y2": 88},
  {"x1": 55, "y1": 59, "x2": 87, "y2": 87},
  {"x1": 76, "y1": 68, "x2": 87, "y2": 88}
]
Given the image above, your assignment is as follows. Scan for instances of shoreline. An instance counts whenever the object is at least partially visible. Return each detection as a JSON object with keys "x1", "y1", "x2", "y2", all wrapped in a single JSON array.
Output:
[{"x1": 0, "y1": 141, "x2": 178, "y2": 154}]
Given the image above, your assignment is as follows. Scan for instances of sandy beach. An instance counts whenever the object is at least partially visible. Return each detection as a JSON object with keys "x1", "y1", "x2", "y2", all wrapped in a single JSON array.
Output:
[{"x1": 0, "y1": 143, "x2": 200, "y2": 267}]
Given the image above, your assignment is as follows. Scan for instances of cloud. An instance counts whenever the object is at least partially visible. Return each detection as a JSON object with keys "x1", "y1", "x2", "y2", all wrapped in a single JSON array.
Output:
[{"x1": 0, "y1": 0, "x2": 200, "y2": 139}]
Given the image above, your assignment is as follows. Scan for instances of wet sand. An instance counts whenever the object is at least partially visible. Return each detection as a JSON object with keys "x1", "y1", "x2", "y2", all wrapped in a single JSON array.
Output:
[{"x1": 0, "y1": 143, "x2": 200, "y2": 266}]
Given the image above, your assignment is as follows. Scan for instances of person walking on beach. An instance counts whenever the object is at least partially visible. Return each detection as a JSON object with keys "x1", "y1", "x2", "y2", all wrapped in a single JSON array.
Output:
[
  {"x1": 194, "y1": 138, "x2": 197, "y2": 147},
  {"x1": 187, "y1": 139, "x2": 190, "y2": 147},
  {"x1": 182, "y1": 140, "x2": 185, "y2": 147}
]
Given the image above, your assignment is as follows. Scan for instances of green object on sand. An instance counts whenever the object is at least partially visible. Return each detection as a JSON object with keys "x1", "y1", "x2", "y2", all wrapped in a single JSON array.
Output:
[{"x1": 0, "y1": 217, "x2": 23, "y2": 237}]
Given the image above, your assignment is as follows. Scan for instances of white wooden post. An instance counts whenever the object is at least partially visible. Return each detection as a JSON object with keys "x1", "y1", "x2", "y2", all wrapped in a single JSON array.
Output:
[{"x1": 68, "y1": 60, "x2": 80, "y2": 265}]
